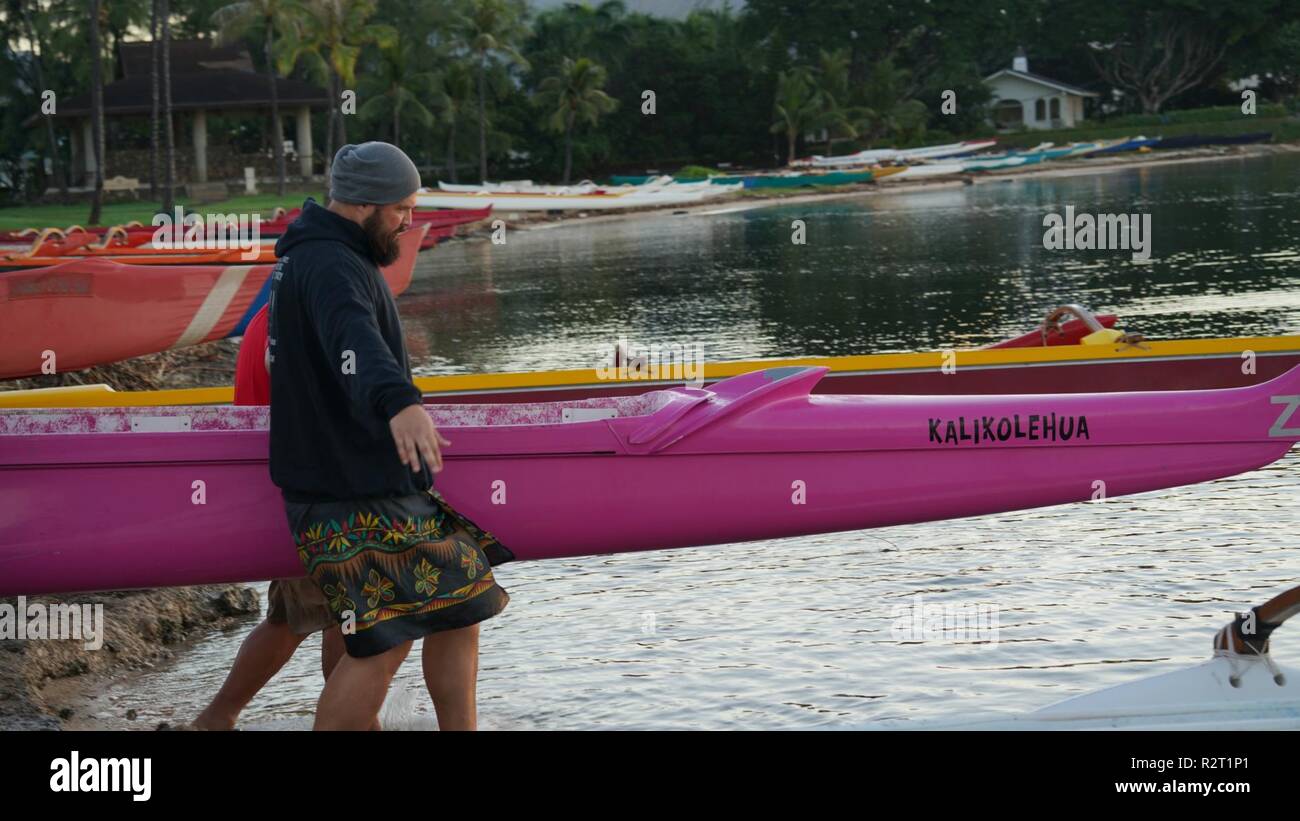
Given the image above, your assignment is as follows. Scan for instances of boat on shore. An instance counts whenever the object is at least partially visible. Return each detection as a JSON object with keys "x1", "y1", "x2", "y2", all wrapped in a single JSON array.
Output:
[
  {"x1": 414, "y1": 184, "x2": 732, "y2": 211},
  {"x1": 0, "y1": 224, "x2": 429, "y2": 379},
  {"x1": 714, "y1": 169, "x2": 886, "y2": 188},
  {"x1": 809, "y1": 140, "x2": 998, "y2": 168},
  {"x1": 1085, "y1": 136, "x2": 1158, "y2": 155},
  {"x1": 960, "y1": 152, "x2": 1047, "y2": 172},
  {"x1": 885, "y1": 162, "x2": 967, "y2": 180},
  {"x1": 7, "y1": 305, "x2": 1299, "y2": 407},
  {"x1": 906, "y1": 585, "x2": 1300, "y2": 730},
  {"x1": 1152, "y1": 132, "x2": 1273, "y2": 150},
  {"x1": 0, "y1": 207, "x2": 489, "y2": 247},
  {"x1": 2, "y1": 362, "x2": 1297, "y2": 596}
]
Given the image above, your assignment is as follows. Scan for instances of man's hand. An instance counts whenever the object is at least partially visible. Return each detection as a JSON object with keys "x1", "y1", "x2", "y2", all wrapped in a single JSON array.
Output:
[{"x1": 388, "y1": 403, "x2": 451, "y2": 474}]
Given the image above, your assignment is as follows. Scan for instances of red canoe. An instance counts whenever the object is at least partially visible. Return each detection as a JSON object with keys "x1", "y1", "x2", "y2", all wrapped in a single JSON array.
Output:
[
  {"x1": 0, "y1": 206, "x2": 490, "y2": 245},
  {"x1": 0, "y1": 224, "x2": 429, "y2": 379}
]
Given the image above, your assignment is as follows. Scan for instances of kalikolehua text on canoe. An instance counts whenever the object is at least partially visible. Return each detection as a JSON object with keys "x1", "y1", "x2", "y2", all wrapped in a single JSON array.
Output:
[{"x1": 927, "y1": 412, "x2": 1090, "y2": 444}]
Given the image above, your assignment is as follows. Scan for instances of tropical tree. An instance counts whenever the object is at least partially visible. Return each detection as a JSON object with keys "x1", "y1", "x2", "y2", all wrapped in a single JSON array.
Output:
[
  {"x1": 87, "y1": 0, "x2": 105, "y2": 224},
  {"x1": 434, "y1": 59, "x2": 474, "y2": 182},
  {"x1": 17, "y1": 0, "x2": 68, "y2": 200},
  {"x1": 1051, "y1": 0, "x2": 1285, "y2": 113},
  {"x1": 358, "y1": 37, "x2": 437, "y2": 145},
  {"x1": 278, "y1": 0, "x2": 396, "y2": 183},
  {"x1": 1254, "y1": 20, "x2": 1300, "y2": 100},
  {"x1": 527, "y1": 0, "x2": 629, "y2": 80},
  {"x1": 770, "y1": 66, "x2": 820, "y2": 165},
  {"x1": 451, "y1": 0, "x2": 529, "y2": 181},
  {"x1": 160, "y1": 0, "x2": 176, "y2": 213},
  {"x1": 212, "y1": 0, "x2": 307, "y2": 195},
  {"x1": 149, "y1": 0, "x2": 159, "y2": 198},
  {"x1": 534, "y1": 56, "x2": 617, "y2": 183},
  {"x1": 855, "y1": 58, "x2": 927, "y2": 144},
  {"x1": 812, "y1": 48, "x2": 859, "y2": 155}
]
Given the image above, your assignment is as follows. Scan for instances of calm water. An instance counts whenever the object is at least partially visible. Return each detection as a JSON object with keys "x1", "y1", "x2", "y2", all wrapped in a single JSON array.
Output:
[{"x1": 75, "y1": 153, "x2": 1300, "y2": 729}]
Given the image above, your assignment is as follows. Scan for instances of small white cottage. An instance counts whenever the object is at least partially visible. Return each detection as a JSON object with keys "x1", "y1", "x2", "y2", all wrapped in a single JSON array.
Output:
[{"x1": 985, "y1": 49, "x2": 1098, "y2": 130}]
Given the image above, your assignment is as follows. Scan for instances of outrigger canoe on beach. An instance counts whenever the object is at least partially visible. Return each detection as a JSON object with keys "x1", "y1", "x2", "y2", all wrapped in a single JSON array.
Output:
[
  {"x1": 0, "y1": 224, "x2": 429, "y2": 379},
  {"x1": 2, "y1": 362, "x2": 1298, "y2": 597},
  {"x1": 7, "y1": 304, "x2": 1298, "y2": 408}
]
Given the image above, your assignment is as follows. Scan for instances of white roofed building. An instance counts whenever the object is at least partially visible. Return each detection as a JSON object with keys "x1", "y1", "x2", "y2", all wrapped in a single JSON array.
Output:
[{"x1": 984, "y1": 48, "x2": 1098, "y2": 131}]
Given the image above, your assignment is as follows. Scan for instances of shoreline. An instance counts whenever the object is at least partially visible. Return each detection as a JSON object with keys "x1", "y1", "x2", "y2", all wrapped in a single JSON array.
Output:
[
  {"x1": 0, "y1": 586, "x2": 260, "y2": 730},
  {"x1": 473, "y1": 141, "x2": 1300, "y2": 235}
]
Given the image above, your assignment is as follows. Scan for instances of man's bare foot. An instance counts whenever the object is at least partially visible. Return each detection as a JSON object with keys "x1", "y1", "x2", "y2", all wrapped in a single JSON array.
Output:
[{"x1": 191, "y1": 709, "x2": 236, "y2": 731}]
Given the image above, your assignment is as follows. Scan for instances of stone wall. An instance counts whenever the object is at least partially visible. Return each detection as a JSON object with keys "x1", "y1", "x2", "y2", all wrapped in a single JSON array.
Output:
[{"x1": 81, "y1": 144, "x2": 318, "y2": 186}]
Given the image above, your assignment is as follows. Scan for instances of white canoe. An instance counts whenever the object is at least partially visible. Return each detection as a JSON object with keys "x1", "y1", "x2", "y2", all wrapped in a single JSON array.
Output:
[
  {"x1": 885, "y1": 162, "x2": 967, "y2": 180},
  {"x1": 436, "y1": 176, "x2": 709, "y2": 196},
  {"x1": 414, "y1": 186, "x2": 730, "y2": 211},
  {"x1": 439, "y1": 180, "x2": 601, "y2": 194},
  {"x1": 812, "y1": 140, "x2": 998, "y2": 168},
  {"x1": 914, "y1": 657, "x2": 1300, "y2": 730}
]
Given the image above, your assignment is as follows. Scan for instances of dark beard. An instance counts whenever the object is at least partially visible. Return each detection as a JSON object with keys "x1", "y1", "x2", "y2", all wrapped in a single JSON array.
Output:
[{"x1": 362, "y1": 211, "x2": 403, "y2": 266}]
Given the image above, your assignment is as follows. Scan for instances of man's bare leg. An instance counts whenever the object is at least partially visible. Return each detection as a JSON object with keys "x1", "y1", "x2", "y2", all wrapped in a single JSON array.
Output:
[
  {"x1": 320, "y1": 626, "x2": 382, "y2": 731},
  {"x1": 421, "y1": 624, "x2": 480, "y2": 731},
  {"x1": 321, "y1": 626, "x2": 346, "y2": 680},
  {"x1": 194, "y1": 620, "x2": 306, "y2": 730},
  {"x1": 314, "y1": 640, "x2": 413, "y2": 731}
]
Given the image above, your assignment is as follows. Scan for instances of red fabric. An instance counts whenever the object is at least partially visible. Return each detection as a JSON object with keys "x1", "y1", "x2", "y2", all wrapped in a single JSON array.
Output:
[{"x1": 233, "y1": 305, "x2": 270, "y2": 406}]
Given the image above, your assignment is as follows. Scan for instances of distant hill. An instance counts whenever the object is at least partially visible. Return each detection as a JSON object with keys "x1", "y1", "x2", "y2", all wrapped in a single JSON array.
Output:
[{"x1": 529, "y1": 0, "x2": 744, "y2": 19}]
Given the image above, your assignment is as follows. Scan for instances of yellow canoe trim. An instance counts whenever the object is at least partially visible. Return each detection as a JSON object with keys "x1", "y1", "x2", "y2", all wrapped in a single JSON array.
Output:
[
  {"x1": 869, "y1": 166, "x2": 908, "y2": 179},
  {"x1": 2, "y1": 334, "x2": 1296, "y2": 408}
]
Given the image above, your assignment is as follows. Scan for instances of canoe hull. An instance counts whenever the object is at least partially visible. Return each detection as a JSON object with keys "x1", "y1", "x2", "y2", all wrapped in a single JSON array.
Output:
[
  {"x1": 0, "y1": 225, "x2": 427, "y2": 379},
  {"x1": 1, "y1": 364, "x2": 1296, "y2": 596},
  {"x1": 904, "y1": 658, "x2": 1300, "y2": 730}
]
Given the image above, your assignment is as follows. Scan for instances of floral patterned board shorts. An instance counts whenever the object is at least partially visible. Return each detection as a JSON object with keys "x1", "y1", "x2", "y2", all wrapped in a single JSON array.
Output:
[{"x1": 284, "y1": 489, "x2": 513, "y2": 658}]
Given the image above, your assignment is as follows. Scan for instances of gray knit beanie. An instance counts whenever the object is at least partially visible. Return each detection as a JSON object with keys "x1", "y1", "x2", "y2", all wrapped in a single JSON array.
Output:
[{"x1": 329, "y1": 142, "x2": 422, "y2": 204}]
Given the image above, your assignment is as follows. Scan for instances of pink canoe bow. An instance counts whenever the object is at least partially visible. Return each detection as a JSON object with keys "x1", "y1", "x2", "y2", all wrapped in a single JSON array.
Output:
[{"x1": 1, "y1": 364, "x2": 1298, "y2": 596}]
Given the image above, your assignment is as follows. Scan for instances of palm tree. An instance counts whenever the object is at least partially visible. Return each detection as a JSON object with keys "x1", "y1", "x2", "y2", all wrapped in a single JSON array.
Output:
[
  {"x1": 278, "y1": 0, "x2": 395, "y2": 185},
  {"x1": 435, "y1": 60, "x2": 474, "y2": 183},
  {"x1": 87, "y1": 0, "x2": 105, "y2": 225},
  {"x1": 814, "y1": 48, "x2": 860, "y2": 156},
  {"x1": 358, "y1": 37, "x2": 436, "y2": 145},
  {"x1": 534, "y1": 57, "x2": 617, "y2": 184},
  {"x1": 451, "y1": 0, "x2": 529, "y2": 182},
  {"x1": 212, "y1": 0, "x2": 307, "y2": 197},
  {"x1": 858, "y1": 58, "x2": 927, "y2": 144},
  {"x1": 770, "y1": 67, "x2": 820, "y2": 166},
  {"x1": 149, "y1": 0, "x2": 159, "y2": 198},
  {"x1": 19, "y1": 0, "x2": 68, "y2": 201},
  {"x1": 160, "y1": 0, "x2": 175, "y2": 213}
]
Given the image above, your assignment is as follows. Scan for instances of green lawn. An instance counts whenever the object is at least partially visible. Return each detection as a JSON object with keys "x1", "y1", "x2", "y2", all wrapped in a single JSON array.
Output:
[
  {"x1": 992, "y1": 115, "x2": 1299, "y2": 150},
  {"x1": 0, "y1": 192, "x2": 326, "y2": 231}
]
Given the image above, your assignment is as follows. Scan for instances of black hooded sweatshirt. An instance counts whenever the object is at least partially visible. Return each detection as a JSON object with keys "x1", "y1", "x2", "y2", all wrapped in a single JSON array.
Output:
[{"x1": 267, "y1": 198, "x2": 429, "y2": 503}]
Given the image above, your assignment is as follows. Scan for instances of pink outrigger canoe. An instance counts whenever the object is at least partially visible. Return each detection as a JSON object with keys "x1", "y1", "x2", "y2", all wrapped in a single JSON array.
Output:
[{"x1": 2, "y1": 364, "x2": 1299, "y2": 596}]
